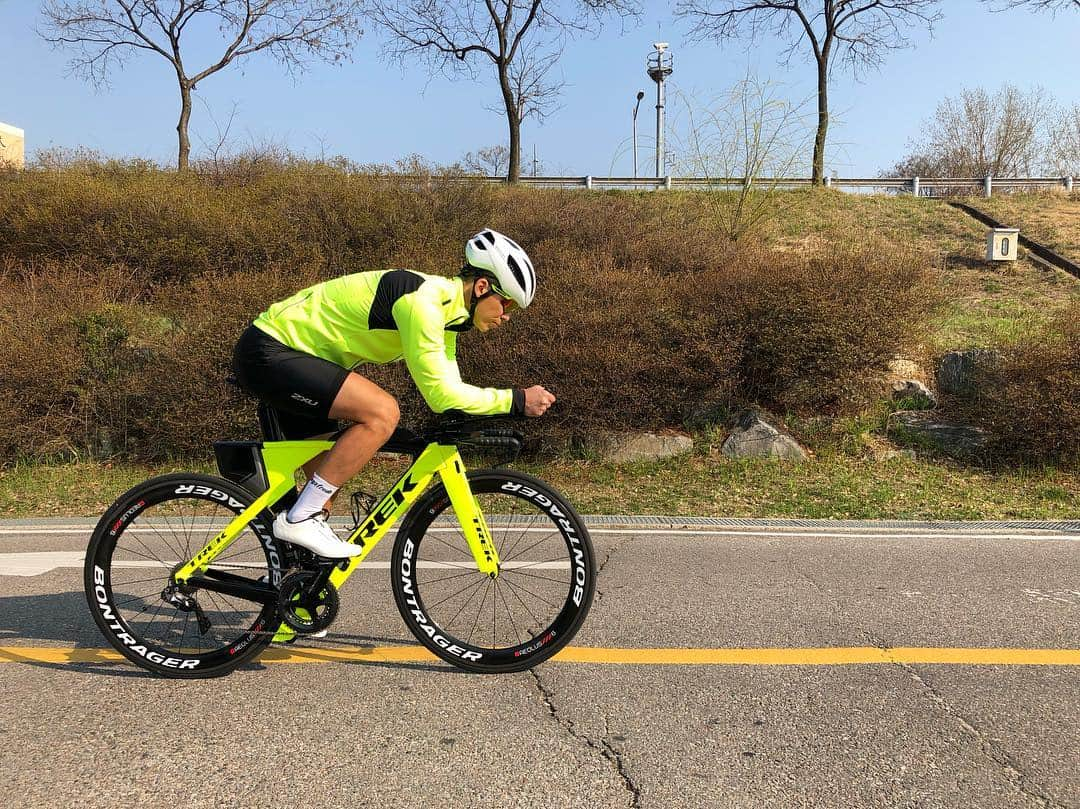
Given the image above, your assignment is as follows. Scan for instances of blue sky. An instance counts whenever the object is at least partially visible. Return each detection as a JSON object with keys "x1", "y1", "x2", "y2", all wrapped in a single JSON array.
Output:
[{"x1": 1, "y1": 0, "x2": 1077, "y2": 175}]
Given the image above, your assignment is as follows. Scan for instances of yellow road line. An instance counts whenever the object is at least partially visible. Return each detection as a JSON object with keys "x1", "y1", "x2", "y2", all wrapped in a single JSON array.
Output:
[{"x1": 2, "y1": 645, "x2": 1080, "y2": 667}]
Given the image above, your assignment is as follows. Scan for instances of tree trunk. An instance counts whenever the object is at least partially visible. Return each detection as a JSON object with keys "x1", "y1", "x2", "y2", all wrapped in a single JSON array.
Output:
[
  {"x1": 499, "y1": 68, "x2": 521, "y2": 184},
  {"x1": 177, "y1": 79, "x2": 193, "y2": 171},
  {"x1": 812, "y1": 56, "x2": 829, "y2": 185}
]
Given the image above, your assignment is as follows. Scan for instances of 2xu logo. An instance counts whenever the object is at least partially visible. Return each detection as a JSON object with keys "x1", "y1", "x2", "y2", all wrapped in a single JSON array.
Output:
[{"x1": 499, "y1": 481, "x2": 588, "y2": 607}]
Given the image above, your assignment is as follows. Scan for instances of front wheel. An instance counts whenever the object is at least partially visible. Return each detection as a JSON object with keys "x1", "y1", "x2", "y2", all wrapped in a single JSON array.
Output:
[{"x1": 391, "y1": 470, "x2": 595, "y2": 673}]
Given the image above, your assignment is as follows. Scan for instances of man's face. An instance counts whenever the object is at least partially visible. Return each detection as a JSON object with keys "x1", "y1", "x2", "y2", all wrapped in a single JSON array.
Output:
[{"x1": 473, "y1": 277, "x2": 515, "y2": 332}]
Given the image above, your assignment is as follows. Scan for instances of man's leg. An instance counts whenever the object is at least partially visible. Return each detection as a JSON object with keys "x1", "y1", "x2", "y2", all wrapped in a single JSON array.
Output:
[
  {"x1": 274, "y1": 373, "x2": 399, "y2": 558},
  {"x1": 316, "y1": 373, "x2": 400, "y2": 487}
]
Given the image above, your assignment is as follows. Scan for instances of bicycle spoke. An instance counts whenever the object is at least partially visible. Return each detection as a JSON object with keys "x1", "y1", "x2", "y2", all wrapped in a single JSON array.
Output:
[
  {"x1": 494, "y1": 580, "x2": 523, "y2": 647},
  {"x1": 466, "y1": 579, "x2": 493, "y2": 646},
  {"x1": 417, "y1": 568, "x2": 481, "y2": 587},
  {"x1": 499, "y1": 514, "x2": 543, "y2": 559},
  {"x1": 499, "y1": 575, "x2": 561, "y2": 610},
  {"x1": 500, "y1": 568, "x2": 570, "y2": 587},
  {"x1": 441, "y1": 577, "x2": 490, "y2": 628},
  {"x1": 502, "y1": 573, "x2": 545, "y2": 633},
  {"x1": 425, "y1": 574, "x2": 488, "y2": 612},
  {"x1": 500, "y1": 533, "x2": 560, "y2": 564},
  {"x1": 430, "y1": 532, "x2": 475, "y2": 560}
]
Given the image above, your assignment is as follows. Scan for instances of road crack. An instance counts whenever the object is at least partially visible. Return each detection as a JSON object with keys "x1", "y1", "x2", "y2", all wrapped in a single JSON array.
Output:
[
  {"x1": 864, "y1": 632, "x2": 1067, "y2": 809},
  {"x1": 594, "y1": 534, "x2": 631, "y2": 607},
  {"x1": 529, "y1": 669, "x2": 642, "y2": 808}
]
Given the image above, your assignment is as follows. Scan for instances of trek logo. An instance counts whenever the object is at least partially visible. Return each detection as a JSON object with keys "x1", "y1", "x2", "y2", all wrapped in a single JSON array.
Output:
[
  {"x1": 291, "y1": 393, "x2": 319, "y2": 407},
  {"x1": 500, "y1": 482, "x2": 588, "y2": 607},
  {"x1": 357, "y1": 472, "x2": 421, "y2": 540},
  {"x1": 471, "y1": 515, "x2": 494, "y2": 562}
]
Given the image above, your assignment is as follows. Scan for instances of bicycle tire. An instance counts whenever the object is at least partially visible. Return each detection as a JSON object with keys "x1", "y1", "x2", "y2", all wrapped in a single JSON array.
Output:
[
  {"x1": 391, "y1": 469, "x2": 595, "y2": 673},
  {"x1": 85, "y1": 473, "x2": 287, "y2": 678}
]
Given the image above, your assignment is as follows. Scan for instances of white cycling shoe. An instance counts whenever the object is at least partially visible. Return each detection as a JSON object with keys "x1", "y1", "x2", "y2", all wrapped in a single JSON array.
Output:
[{"x1": 272, "y1": 510, "x2": 364, "y2": 559}]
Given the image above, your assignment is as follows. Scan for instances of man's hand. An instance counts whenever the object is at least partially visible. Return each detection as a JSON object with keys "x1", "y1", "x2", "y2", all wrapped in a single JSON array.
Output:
[{"x1": 523, "y1": 385, "x2": 556, "y2": 417}]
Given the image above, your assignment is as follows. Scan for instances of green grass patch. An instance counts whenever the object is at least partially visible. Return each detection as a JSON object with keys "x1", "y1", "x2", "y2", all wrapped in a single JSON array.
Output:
[{"x1": 2, "y1": 452, "x2": 1076, "y2": 522}]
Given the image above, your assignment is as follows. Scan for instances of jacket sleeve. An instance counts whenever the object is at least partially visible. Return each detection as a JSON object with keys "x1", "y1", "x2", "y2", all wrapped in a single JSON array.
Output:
[{"x1": 392, "y1": 290, "x2": 521, "y2": 415}]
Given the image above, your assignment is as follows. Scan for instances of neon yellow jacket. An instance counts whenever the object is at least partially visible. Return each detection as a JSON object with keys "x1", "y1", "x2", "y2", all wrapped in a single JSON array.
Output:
[{"x1": 253, "y1": 270, "x2": 524, "y2": 416}]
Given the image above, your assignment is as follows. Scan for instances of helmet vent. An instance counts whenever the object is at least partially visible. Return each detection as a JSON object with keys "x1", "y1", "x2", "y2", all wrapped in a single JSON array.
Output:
[
  {"x1": 480, "y1": 230, "x2": 496, "y2": 245},
  {"x1": 472, "y1": 239, "x2": 487, "y2": 250},
  {"x1": 506, "y1": 255, "x2": 527, "y2": 293}
]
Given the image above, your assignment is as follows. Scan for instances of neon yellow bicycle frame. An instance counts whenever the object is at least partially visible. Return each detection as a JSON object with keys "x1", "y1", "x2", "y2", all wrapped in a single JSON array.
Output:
[{"x1": 173, "y1": 439, "x2": 501, "y2": 590}]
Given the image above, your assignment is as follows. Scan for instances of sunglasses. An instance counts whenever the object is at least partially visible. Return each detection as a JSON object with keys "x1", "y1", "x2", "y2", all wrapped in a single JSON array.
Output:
[{"x1": 487, "y1": 281, "x2": 516, "y2": 312}]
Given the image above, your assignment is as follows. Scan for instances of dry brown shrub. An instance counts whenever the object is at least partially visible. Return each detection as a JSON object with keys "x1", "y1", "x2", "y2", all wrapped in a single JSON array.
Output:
[
  {"x1": 724, "y1": 241, "x2": 937, "y2": 413},
  {"x1": 0, "y1": 261, "x2": 150, "y2": 460},
  {"x1": 0, "y1": 164, "x2": 938, "y2": 462},
  {"x1": 968, "y1": 306, "x2": 1080, "y2": 467}
]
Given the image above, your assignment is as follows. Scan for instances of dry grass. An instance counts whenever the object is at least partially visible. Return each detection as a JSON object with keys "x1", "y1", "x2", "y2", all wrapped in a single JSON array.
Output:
[{"x1": 971, "y1": 192, "x2": 1080, "y2": 264}]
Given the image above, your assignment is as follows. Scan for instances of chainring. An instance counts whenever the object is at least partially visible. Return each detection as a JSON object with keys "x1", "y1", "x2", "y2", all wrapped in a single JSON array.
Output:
[{"x1": 278, "y1": 570, "x2": 340, "y2": 634}]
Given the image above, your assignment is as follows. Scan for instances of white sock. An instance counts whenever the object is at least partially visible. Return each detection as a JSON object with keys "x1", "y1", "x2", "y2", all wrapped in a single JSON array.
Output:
[{"x1": 288, "y1": 474, "x2": 340, "y2": 522}]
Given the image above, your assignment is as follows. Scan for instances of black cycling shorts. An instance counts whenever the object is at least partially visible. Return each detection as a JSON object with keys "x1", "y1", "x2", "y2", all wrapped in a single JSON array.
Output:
[{"x1": 232, "y1": 324, "x2": 351, "y2": 439}]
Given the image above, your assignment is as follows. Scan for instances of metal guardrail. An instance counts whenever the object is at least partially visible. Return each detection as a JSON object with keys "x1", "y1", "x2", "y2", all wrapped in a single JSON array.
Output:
[{"x1": 483, "y1": 176, "x2": 1076, "y2": 196}]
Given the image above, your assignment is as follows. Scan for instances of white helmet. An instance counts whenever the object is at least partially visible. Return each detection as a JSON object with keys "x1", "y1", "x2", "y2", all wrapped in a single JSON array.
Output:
[{"x1": 464, "y1": 229, "x2": 536, "y2": 308}]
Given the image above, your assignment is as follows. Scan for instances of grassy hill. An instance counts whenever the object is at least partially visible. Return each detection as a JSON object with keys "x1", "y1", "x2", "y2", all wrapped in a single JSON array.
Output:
[{"x1": 0, "y1": 164, "x2": 1077, "y2": 517}]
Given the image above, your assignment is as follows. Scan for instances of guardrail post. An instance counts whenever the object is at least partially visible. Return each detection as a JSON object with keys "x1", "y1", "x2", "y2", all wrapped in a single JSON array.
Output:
[
  {"x1": 584, "y1": 175, "x2": 593, "y2": 190},
  {"x1": 1066, "y1": 176, "x2": 1074, "y2": 193},
  {"x1": 912, "y1": 176, "x2": 920, "y2": 196},
  {"x1": 984, "y1": 174, "x2": 992, "y2": 198},
  {"x1": 824, "y1": 175, "x2": 832, "y2": 189},
  {"x1": 664, "y1": 175, "x2": 672, "y2": 190}
]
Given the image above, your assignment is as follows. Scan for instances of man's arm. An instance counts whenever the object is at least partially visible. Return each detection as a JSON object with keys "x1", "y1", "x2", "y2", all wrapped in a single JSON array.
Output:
[{"x1": 392, "y1": 292, "x2": 525, "y2": 416}]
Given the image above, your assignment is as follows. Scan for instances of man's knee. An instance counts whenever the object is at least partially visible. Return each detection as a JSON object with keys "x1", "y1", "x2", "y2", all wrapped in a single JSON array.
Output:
[{"x1": 367, "y1": 398, "x2": 400, "y2": 439}]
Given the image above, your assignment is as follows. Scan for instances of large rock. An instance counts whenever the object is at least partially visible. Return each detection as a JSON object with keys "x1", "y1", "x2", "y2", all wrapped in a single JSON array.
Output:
[
  {"x1": 937, "y1": 349, "x2": 1000, "y2": 397},
  {"x1": 887, "y1": 357, "x2": 924, "y2": 380},
  {"x1": 887, "y1": 411, "x2": 988, "y2": 458},
  {"x1": 891, "y1": 379, "x2": 937, "y2": 410},
  {"x1": 605, "y1": 432, "x2": 694, "y2": 463},
  {"x1": 721, "y1": 411, "x2": 808, "y2": 461}
]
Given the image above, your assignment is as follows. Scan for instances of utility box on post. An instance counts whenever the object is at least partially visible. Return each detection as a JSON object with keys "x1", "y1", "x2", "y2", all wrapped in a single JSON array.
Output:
[{"x1": 986, "y1": 228, "x2": 1019, "y2": 262}]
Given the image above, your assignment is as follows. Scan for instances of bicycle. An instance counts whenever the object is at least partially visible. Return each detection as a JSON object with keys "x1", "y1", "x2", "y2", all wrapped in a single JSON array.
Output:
[{"x1": 84, "y1": 400, "x2": 596, "y2": 678}]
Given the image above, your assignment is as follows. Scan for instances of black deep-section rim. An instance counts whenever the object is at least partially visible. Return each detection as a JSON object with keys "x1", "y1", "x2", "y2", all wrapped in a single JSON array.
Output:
[
  {"x1": 392, "y1": 470, "x2": 595, "y2": 672},
  {"x1": 85, "y1": 474, "x2": 282, "y2": 677}
]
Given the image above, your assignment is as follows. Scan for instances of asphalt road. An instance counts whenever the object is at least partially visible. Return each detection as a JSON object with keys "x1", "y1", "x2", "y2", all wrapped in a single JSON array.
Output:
[{"x1": 1, "y1": 519, "x2": 1078, "y2": 809}]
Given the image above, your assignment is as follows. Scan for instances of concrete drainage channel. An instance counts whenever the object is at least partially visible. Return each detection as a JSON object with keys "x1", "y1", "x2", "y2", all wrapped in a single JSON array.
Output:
[{"x1": 2, "y1": 515, "x2": 1078, "y2": 533}]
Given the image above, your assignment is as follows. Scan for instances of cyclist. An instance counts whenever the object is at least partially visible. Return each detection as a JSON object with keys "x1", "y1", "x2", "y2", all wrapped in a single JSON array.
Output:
[{"x1": 232, "y1": 229, "x2": 556, "y2": 559}]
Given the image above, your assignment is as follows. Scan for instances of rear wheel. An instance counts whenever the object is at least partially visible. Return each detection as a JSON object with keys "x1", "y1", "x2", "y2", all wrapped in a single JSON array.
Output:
[
  {"x1": 391, "y1": 470, "x2": 595, "y2": 673},
  {"x1": 85, "y1": 473, "x2": 286, "y2": 678}
]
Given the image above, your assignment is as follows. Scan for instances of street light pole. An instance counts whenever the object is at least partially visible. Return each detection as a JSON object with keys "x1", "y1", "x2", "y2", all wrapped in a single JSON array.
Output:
[
  {"x1": 632, "y1": 90, "x2": 645, "y2": 179},
  {"x1": 646, "y1": 43, "x2": 673, "y2": 178}
]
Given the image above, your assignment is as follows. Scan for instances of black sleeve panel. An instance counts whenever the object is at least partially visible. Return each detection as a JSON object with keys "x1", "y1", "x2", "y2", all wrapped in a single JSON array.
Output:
[
  {"x1": 511, "y1": 388, "x2": 526, "y2": 416},
  {"x1": 368, "y1": 270, "x2": 425, "y2": 330}
]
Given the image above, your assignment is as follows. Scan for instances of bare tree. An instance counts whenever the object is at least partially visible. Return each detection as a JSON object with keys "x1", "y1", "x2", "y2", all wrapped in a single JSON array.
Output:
[
  {"x1": 672, "y1": 77, "x2": 813, "y2": 240},
  {"x1": 675, "y1": 1, "x2": 943, "y2": 185},
  {"x1": 983, "y1": 0, "x2": 1079, "y2": 11},
  {"x1": 366, "y1": 1, "x2": 637, "y2": 183},
  {"x1": 462, "y1": 144, "x2": 510, "y2": 176},
  {"x1": 40, "y1": 1, "x2": 364, "y2": 170},
  {"x1": 1048, "y1": 103, "x2": 1080, "y2": 177},
  {"x1": 891, "y1": 85, "x2": 1055, "y2": 179}
]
